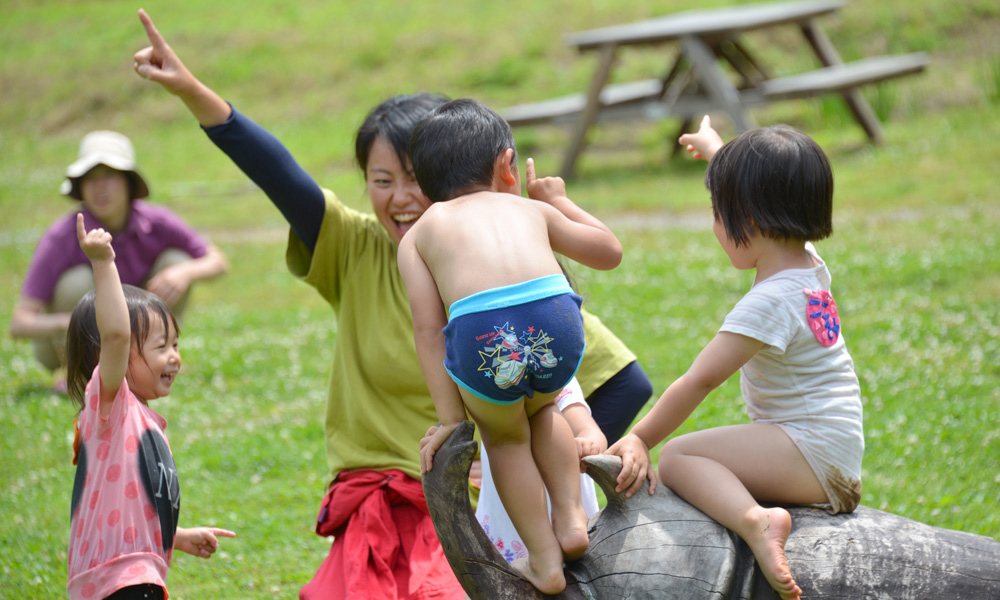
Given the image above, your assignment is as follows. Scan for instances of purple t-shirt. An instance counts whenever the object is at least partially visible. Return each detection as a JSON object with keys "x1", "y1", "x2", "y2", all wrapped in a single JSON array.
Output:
[{"x1": 22, "y1": 201, "x2": 209, "y2": 304}]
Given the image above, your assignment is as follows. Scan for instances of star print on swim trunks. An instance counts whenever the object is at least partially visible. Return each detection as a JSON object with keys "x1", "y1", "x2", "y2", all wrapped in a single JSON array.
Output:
[{"x1": 477, "y1": 322, "x2": 561, "y2": 390}]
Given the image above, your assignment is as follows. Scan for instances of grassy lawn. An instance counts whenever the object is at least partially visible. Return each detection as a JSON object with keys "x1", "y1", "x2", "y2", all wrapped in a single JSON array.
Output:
[{"x1": 2, "y1": 1, "x2": 998, "y2": 598}]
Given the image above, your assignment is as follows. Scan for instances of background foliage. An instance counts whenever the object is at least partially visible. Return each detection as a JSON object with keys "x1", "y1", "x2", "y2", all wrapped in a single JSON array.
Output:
[{"x1": 1, "y1": 0, "x2": 998, "y2": 597}]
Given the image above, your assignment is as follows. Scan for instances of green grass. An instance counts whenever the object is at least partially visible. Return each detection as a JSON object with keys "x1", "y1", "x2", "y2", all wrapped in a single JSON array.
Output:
[{"x1": 2, "y1": 1, "x2": 999, "y2": 598}]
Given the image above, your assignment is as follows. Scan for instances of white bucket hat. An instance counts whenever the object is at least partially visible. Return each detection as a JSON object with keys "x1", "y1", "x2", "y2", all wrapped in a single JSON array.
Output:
[{"x1": 60, "y1": 130, "x2": 150, "y2": 200}]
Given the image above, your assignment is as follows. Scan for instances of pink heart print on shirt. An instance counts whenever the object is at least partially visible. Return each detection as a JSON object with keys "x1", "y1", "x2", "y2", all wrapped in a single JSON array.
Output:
[{"x1": 804, "y1": 288, "x2": 840, "y2": 346}]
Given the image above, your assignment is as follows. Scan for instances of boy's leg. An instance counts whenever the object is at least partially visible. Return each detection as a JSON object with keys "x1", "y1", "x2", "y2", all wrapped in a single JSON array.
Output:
[
  {"x1": 525, "y1": 393, "x2": 590, "y2": 560},
  {"x1": 462, "y1": 392, "x2": 566, "y2": 594},
  {"x1": 658, "y1": 423, "x2": 824, "y2": 600}
]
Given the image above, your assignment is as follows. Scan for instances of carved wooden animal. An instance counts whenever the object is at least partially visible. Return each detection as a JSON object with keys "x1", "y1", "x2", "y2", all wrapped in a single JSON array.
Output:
[{"x1": 422, "y1": 421, "x2": 1000, "y2": 599}]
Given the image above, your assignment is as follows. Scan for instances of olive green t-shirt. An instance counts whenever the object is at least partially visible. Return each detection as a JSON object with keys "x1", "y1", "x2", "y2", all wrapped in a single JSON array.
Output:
[{"x1": 287, "y1": 191, "x2": 435, "y2": 483}]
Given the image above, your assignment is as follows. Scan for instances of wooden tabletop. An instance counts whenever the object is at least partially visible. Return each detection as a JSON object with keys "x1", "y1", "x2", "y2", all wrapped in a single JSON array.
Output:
[
  {"x1": 565, "y1": 0, "x2": 843, "y2": 50},
  {"x1": 507, "y1": 0, "x2": 926, "y2": 177}
]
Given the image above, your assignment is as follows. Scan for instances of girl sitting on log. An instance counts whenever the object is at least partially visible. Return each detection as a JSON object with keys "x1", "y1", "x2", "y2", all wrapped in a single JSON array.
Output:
[{"x1": 607, "y1": 116, "x2": 864, "y2": 600}]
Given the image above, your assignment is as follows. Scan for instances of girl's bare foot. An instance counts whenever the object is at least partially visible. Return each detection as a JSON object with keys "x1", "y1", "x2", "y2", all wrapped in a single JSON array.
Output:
[
  {"x1": 510, "y1": 556, "x2": 566, "y2": 595},
  {"x1": 551, "y1": 506, "x2": 590, "y2": 561},
  {"x1": 747, "y1": 507, "x2": 801, "y2": 600}
]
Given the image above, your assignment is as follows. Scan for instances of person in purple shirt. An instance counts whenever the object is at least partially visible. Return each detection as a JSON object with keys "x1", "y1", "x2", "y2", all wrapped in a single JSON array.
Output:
[{"x1": 9, "y1": 130, "x2": 229, "y2": 390}]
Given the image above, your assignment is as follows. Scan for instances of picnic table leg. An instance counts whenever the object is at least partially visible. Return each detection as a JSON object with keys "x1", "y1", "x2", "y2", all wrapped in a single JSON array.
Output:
[
  {"x1": 671, "y1": 117, "x2": 693, "y2": 158},
  {"x1": 729, "y1": 40, "x2": 771, "y2": 82},
  {"x1": 657, "y1": 52, "x2": 688, "y2": 99},
  {"x1": 561, "y1": 43, "x2": 616, "y2": 179},
  {"x1": 718, "y1": 41, "x2": 767, "y2": 89},
  {"x1": 800, "y1": 19, "x2": 885, "y2": 144},
  {"x1": 657, "y1": 53, "x2": 697, "y2": 159},
  {"x1": 681, "y1": 34, "x2": 756, "y2": 133}
]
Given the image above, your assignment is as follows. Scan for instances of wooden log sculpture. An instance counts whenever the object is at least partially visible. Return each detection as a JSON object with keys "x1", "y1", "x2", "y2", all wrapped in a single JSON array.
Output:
[{"x1": 423, "y1": 421, "x2": 1000, "y2": 599}]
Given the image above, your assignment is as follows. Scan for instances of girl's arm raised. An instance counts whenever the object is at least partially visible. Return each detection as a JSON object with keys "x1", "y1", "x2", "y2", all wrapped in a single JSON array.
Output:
[
  {"x1": 607, "y1": 331, "x2": 763, "y2": 497},
  {"x1": 76, "y1": 214, "x2": 130, "y2": 413}
]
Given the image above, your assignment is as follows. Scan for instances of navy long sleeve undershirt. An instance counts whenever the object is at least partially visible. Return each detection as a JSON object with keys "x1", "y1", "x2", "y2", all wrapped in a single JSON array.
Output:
[{"x1": 203, "y1": 106, "x2": 325, "y2": 252}]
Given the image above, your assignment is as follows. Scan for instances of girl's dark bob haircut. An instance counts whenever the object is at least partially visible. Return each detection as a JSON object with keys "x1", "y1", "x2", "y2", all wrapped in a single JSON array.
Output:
[
  {"x1": 65, "y1": 284, "x2": 178, "y2": 410},
  {"x1": 705, "y1": 125, "x2": 833, "y2": 248}
]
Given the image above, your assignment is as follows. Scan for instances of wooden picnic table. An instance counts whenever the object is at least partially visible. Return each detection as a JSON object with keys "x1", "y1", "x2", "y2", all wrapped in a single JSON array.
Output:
[{"x1": 501, "y1": 0, "x2": 928, "y2": 178}]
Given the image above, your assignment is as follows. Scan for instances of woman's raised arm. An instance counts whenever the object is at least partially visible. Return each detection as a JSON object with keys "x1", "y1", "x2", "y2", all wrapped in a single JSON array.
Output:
[{"x1": 133, "y1": 9, "x2": 325, "y2": 250}]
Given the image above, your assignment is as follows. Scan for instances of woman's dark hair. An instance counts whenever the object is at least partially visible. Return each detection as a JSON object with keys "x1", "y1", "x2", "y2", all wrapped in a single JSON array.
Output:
[
  {"x1": 705, "y1": 125, "x2": 833, "y2": 248},
  {"x1": 66, "y1": 284, "x2": 179, "y2": 410},
  {"x1": 409, "y1": 98, "x2": 517, "y2": 203},
  {"x1": 355, "y1": 93, "x2": 451, "y2": 174}
]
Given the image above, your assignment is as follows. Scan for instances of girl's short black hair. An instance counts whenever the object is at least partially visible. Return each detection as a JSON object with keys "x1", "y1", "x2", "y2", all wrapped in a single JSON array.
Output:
[
  {"x1": 66, "y1": 284, "x2": 178, "y2": 410},
  {"x1": 705, "y1": 125, "x2": 833, "y2": 248},
  {"x1": 355, "y1": 93, "x2": 451, "y2": 175},
  {"x1": 409, "y1": 98, "x2": 517, "y2": 203}
]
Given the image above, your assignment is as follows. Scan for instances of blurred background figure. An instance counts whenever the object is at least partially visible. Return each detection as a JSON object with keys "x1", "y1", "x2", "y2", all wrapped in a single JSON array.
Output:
[{"x1": 9, "y1": 130, "x2": 228, "y2": 392}]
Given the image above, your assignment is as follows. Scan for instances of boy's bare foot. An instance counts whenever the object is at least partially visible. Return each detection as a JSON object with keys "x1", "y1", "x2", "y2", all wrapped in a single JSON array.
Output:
[
  {"x1": 510, "y1": 557, "x2": 567, "y2": 595},
  {"x1": 747, "y1": 507, "x2": 801, "y2": 600},
  {"x1": 551, "y1": 506, "x2": 590, "y2": 561}
]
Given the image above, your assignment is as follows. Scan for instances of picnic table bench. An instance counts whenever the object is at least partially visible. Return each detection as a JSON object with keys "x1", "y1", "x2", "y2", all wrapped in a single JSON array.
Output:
[{"x1": 500, "y1": 0, "x2": 929, "y2": 178}]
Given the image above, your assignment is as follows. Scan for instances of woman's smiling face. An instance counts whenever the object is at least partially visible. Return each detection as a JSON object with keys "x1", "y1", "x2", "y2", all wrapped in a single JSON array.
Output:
[{"x1": 365, "y1": 137, "x2": 431, "y2": 245}]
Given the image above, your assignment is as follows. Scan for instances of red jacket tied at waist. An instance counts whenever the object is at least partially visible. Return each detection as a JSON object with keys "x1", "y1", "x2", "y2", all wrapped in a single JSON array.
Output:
[{"x1": 301, "y1": 469, "x2": 462, "y2": 600}]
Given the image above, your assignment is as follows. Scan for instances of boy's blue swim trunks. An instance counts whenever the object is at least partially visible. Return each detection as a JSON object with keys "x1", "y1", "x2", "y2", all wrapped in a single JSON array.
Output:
[{"x1": 443, "y1": 274, "x2": 585, "y2": 405}]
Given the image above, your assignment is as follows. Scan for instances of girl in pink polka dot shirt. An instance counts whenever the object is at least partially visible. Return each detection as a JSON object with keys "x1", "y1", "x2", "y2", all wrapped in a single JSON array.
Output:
[{"x1": 66, "y1": 214, "x2": 234, "y2": 600}]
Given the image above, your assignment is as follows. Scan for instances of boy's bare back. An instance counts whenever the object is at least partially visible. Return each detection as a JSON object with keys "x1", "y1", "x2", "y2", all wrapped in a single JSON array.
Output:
[{"x1": 407, "y1": 191, "x2": 565, "y2": 306}]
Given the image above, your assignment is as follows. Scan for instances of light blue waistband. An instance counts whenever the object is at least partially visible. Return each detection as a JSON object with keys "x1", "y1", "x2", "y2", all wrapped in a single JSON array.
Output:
[{"x1": 448, "y1": 274, "x2": 574, "y2": 321}]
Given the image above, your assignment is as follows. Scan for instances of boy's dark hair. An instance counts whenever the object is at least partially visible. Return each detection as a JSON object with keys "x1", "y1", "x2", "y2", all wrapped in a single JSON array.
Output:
[
  {"x1": 66, "y1": 284, "x2": 179, "y2": 409},
  {"x1": 705, "y1": 125, "x2": 833, "y2": 248},
  {"x1": 355, "y1": 93, "x2": 450, "y2": 174},
  {"x1": 409, "y1": 98, "x2": 517, "y2": 203}
]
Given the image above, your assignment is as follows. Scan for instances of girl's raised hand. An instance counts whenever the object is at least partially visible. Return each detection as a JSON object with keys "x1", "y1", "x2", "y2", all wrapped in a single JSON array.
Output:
[
  {"x1": 76, "y1": 213, "x2": 115, "y2": 263},
  {"x1": 525, "y1": 157, "x2": 567, "y2": 204},
  {"x1": 678, "y1": 115, "x2": 725, "y2": 162},
  {"x1": 133, "y1": 9, "x2": 196, "y2": 96}
]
